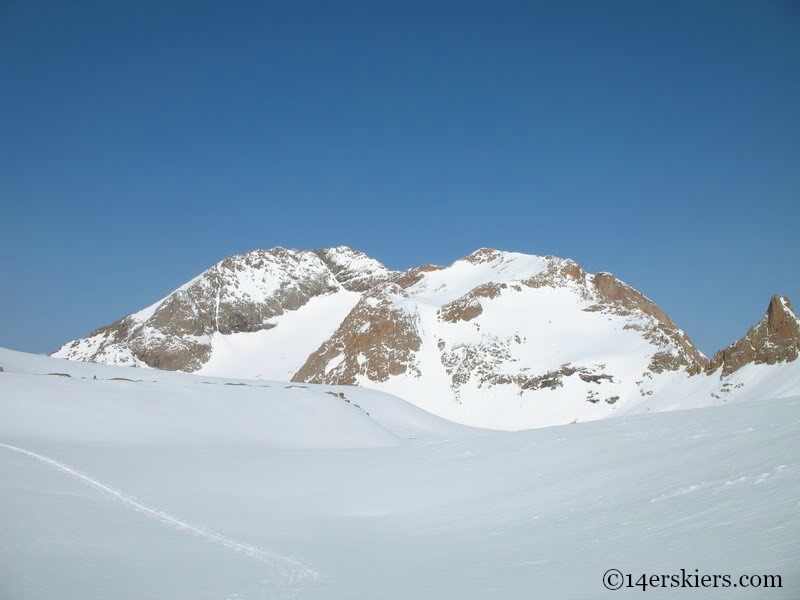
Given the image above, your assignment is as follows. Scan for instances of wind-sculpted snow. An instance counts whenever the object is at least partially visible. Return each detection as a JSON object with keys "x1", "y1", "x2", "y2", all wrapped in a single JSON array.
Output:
[
  {"x1": 0, "y1": 347, "x2": 473, "y2": 445},
  {"x1": 0, "y1": 349, "x2": 798, "y2": 599},
  {"x1": 0, "y1": 443, "x2": 319, "y2": 584}
]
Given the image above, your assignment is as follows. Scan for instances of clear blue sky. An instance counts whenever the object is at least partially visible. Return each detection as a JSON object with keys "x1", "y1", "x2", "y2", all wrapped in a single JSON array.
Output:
[{"x1": 1, "y1": 0, "x2": 798, "y2": 357}]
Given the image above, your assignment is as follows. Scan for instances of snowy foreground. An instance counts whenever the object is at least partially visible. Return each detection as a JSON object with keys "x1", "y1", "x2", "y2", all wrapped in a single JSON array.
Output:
[{"x1": 1, "y1": 348, "x2": 798, "y2": 599}]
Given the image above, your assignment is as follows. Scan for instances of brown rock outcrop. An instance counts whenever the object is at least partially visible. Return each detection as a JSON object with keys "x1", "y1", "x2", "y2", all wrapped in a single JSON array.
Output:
[
  {"x1": 586, "y1": 272, "x2": 708, "y2": 374},
  {"x1": 709, "y1": 295, "x2": 800, "y2": 376},
  {"x1": 463, "y1": 248, "x2": 502, "y2": 264},
  {"x1": 292, "y1": 283, "x2": 422, "y2": 385},
  {"x1": 391, "y1": 264, "x2": 445, "y2": 289},
  {"x1": 522, "y1": 258, "x2": 589, "y2": 293},
  {"x1": 54, "y1": 247, "x2": 344, "y2": 371},
  {"x1": 439, "y1": 297, "x2": 483, "y2": 322},
  {"x1": 54, "y1": 246, "x2": 720, "y2": 400},
  {"x1": 314, "y1": 246, "x2": 392, "y2": 291},
  {"x1": 436, "y1": 283, "x2": 503, "y2": 323}
]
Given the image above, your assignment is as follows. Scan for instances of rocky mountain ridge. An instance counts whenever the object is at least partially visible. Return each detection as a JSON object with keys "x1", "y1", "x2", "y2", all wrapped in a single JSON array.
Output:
[
  {"x1": 709, "y1": 295, "x2": 800, "y2": 376},
  {"x1": 53, "y1": 246, "x2": 800, "y2": 428}
]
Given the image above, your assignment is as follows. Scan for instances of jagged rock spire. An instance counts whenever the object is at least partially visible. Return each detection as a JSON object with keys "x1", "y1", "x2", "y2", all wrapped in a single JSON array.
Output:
[{"x1": 709, "y1": 295, "x2": 800, "y2": 376}]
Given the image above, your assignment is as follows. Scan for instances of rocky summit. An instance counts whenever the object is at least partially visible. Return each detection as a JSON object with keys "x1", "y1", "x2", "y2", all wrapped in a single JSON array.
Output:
[
  {"x1": 53, "y1": 246, "x2": 800, "y2": 429},
  {"x1": 709, "y1": 295, "x2": 800, "y2": 376}
]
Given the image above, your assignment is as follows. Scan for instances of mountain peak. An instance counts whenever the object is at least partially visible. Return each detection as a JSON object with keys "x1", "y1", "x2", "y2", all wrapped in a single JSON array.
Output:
[
  {"x1": 766, "y1": 295, "x2": 798, "y2": 338},
  {"x1": 51, "y1": 247, "x2": 799, "y2": 429},
  {"x1": 461, "y1": 247, "x2": 551, "y2": 266},
  {"x1": 314, "y1": 246, "x2": 392, "y2": 291},
  {"x1": 709, "y1": 294, "x2": 800, "y2": 376},
  {"x1": 463, "y1": 248, "x2": 504, "y2": 264}
]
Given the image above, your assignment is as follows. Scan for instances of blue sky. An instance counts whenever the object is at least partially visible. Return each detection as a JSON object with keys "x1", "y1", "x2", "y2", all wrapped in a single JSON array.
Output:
[{"x1": 1, "y1": 0, "x2": 798, "y2": 357}]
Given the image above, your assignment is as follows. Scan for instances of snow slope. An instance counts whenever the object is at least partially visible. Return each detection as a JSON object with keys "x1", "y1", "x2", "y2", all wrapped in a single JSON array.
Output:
[
  {"x1": 366, "y1": 280, "x2": 663, "y2": 427},
  {"x1": 298, "y1": 249, "x2": 799, "y2": 429},
  {"x1": 0, "y1": 348, "x2": 471, "y2": 446},
  {"x1": 52, "y1": 246, "x2": 800, "y2": 430},
  {"x1": 196, "y1": 290, "x2": 361, "y2": 380},
  {"x1": 1, "y1": 348, "x2": 798, "y2": 599}
]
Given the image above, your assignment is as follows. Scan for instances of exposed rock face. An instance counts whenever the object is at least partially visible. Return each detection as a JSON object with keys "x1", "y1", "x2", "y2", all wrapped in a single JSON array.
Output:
[
  {"x1": 709, "y1": 295, "x2": 800, "y2": 376},
  {"x1": 439, "y1": 334, "x2": 516, "y2": 399},
  {"x1": 587, "y1": 272, "x2": 708, "y2": 374},
  {"x1": 54, "y1": 245, "x2": 797, "y2": 428},
  {"x1": 521, "y1": 258, "x2": 591, "y2": 295},
  {"x1": 390, "y1": 264, "x2": 445, "y2": 289},
  {"x1": 518, "y1": 259, "x2": 706, "y2": 376},
  {"x1": 438, "y1": 294, "x2": 484, "y2": 322},
  {"x1": 463, "y1": 248, "x2": 503, "y2": 264},
  {"x1": 54, "y1": 248, "x2": 365, "y2": 371},
  {"x1": 314, "y1": 246, "x2": 392, "y2": 291},
  {"x1": 292, "y1": 283, "x2": 422, "y2": 385},
  {"x1": 291, "y1": 249, "x2": 713, "y2": 410}
]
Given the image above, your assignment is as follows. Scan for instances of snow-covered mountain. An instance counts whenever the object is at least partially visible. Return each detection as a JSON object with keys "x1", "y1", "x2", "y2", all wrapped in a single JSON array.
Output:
[
  {"x1": 54, "y1": 248, "x2": 370, "y2": 374},
  {"x1": 53, "y1": 246, "x2": 800, "y2": 428}
]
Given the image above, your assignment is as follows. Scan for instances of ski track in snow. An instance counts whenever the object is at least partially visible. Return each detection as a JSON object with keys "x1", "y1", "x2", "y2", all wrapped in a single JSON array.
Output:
[{"x1": 0, "y1": 442, "x2": 320, "y2": 588}]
